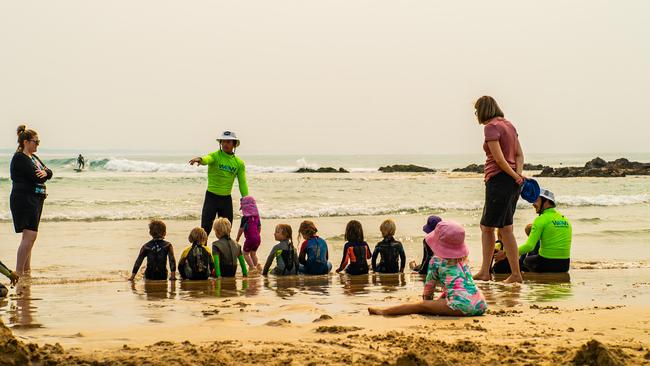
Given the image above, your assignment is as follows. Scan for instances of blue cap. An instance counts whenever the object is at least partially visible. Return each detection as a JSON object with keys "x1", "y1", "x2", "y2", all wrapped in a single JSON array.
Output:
[
  {"x1": 423, "y1": 215, "x2": 442, "y2": 233},
  {"x1": 520, "y1": 178, "x2": 541, "y2": 203}
]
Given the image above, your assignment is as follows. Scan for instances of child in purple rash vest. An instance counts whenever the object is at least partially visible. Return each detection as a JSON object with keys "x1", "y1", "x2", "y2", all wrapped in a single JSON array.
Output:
[{"x1": 236, "y1": 196, "x2": 262, "y2": 272}]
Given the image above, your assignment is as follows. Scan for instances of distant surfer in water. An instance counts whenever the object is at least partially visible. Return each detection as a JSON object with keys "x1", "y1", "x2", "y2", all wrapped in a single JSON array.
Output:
[{"x1": 77, "y1": 154, "x2": 85, "y2": 170}]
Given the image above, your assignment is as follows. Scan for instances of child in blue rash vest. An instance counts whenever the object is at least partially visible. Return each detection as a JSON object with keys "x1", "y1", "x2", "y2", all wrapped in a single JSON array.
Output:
[
  {"x1": 297, "y1": 220, "x2": 332, "y2": 275},
  {"x1": 0, "y1": 260, "x2": 19, "y2": 298},
  {"x1": 129, "y1": 220, "x2": 177, "y2": 281},
  {"x1": 212, "y1": 218, "x2": 248, "y2": 278},
  {"x1": 262, "y1": 224, "x2": 299, "y2": 276},
  {"x1": 336, "y1": 220, "x2": 372, "y2": 275},
  {"x1": 372, "y1": 219, "x2": 406, "y2": 273}
]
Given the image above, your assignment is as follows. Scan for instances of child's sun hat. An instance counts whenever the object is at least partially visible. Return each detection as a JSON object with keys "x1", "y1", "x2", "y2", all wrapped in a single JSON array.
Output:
[
  {"x1": 240, "y1": 196, "x2": 259, "y2": 217},
  {"x1": 423, "y1": 215, "x2": 442, "y2": 234},
  {"x1": 425, "y1": 220, "x2": 469, "y2": 259}
]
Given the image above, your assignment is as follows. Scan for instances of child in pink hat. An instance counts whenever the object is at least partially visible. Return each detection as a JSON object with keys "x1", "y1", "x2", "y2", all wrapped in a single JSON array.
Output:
[
  {"x1": 236, "y1": 196, "x2": 262, "y2": 272},
  {"x1": 369, "y1": 220, "x2": 487, "y2": 317}
]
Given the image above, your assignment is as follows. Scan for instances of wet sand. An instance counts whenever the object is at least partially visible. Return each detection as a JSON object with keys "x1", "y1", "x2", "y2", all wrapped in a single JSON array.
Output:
[{"x1": 2, "y1": 216, "x2": 650, "y2": 364}]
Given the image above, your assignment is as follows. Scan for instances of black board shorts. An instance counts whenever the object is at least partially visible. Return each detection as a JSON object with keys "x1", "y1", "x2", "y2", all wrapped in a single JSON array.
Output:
[
  {"x1": 480, "y1": 172, "x2": 520, "y2": 228},
  {"x1": 10, "y1": 192, "x2": 45, "y2": 233}
]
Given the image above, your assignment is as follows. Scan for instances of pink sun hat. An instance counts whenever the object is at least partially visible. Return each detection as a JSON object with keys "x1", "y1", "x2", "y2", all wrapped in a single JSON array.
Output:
[
  {"x1": 240, "y1": 196, "x2": 259, "y2": 217},
  {"x1": 424, "y1": 220, "x2": 469, "y2": 259}
]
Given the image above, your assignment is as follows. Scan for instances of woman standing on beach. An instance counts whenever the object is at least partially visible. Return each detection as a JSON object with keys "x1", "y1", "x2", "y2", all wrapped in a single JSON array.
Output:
[
  {"x1": 10, "y1": 125, "x2": 53, "y2": 275},
  {"x1": 189, "y1": 131, "x2": 248, "y2": 236},
  {"x1": 471, "y1": 96, "x2": 525, "y2": 284}
]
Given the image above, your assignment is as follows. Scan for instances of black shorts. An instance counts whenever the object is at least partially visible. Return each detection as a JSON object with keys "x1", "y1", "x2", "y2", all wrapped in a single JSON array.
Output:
[
  {"x1": 10, "y1": 192, "x2": 45, "y2": 233},
  {"x1": 480, "y1": 172, "x2": 520, "y2": 228},
  {"x1": 201, "y1": 191, "x2": 234, "y2": 236}
]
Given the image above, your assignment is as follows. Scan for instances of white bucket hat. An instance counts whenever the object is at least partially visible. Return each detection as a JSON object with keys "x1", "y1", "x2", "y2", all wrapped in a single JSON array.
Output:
[
  {"x1": 217, "y1": 130, "x2": 240, "y2": 147},
  {"x1": 539, "y1": 189, "x2": 555, "y2": 204}
]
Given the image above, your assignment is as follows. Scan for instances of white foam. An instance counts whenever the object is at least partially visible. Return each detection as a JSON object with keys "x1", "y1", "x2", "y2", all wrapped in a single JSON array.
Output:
[
  {"x1": 103, "y1": 158, "x2": 205, "y2": 173},
  {"x1": 558, "y1": 194, "x2": 650, "y2": 207}
]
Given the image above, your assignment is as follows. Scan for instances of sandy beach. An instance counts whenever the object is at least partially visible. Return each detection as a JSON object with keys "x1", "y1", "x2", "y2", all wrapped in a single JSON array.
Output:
[
  {"x1": 3, "y1": 299, "x2": 650, "y2": 365},
  {"x1": 2, "y1": 213, "x2": 650, "y2": 365}
]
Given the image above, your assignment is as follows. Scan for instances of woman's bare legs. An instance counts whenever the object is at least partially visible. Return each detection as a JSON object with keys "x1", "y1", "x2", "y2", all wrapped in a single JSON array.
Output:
[
  {"x1": 473, "y1": 225, "x2": 496, "y2": 281},
  {"x1": 499, "y1": 225, "x2": 523, "y2": 283},
  {"x1": 368, "y1": 299, "x2": 465, "y2": 316},
  {"x1": 16, "y1": 229, "x2": 38, "y2": 275}
]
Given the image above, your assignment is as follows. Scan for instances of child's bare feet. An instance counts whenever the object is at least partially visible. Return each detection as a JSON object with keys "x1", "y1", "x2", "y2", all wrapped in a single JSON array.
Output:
[
  {"x1": 472, "y1": 271, "x2": 491, "y2": 281},
  {"x1": 504, "y1": 274, "x2": 523, "y2": 284},
  {"x1": 368, "y1": 307, "x2": 384, "y2": 315}
]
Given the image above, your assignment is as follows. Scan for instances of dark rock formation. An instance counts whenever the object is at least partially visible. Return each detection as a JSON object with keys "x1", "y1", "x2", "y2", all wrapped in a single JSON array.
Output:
[
  {"x1": 378, "y1": 164, "x2": 435, "y2": 173},
  {"x1": 453, "y1": 163, "x2": 548, "y2": 173},
  {"x1": 296, "y1": 167, "x2": 349, "y2": 173},
  {"x1": 536, "y1": 157, "x2": 650, "y2": 177}
]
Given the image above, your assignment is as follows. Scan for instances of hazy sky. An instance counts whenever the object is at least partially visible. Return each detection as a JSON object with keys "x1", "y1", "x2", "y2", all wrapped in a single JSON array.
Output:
[{"x1": 1, "y1": 1, "x2": 649, "y2": 155}]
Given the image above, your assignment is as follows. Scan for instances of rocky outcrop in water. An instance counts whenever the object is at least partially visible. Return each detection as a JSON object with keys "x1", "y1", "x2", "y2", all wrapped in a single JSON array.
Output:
[
  {"x1": 378, "y1": 165, "x2": 435, "y2": 173},
  {"x1": 453, "y1": 163, "x2": 548, "y2": 173},
  {"x1": 536, "y1": 158, "x2": 650, "y2": 178},
  {"x1": 296, "y1": 167, "x2": 349, "y2": 173}
]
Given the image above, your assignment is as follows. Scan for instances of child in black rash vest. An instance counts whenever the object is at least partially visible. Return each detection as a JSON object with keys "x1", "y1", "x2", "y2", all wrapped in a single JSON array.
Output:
[
  {"x1": 178, "y1": 227, "x2": 214, "y2": 280},
  {"x1": 0, "y1": 260, "x2": 19, "y2": 298},
  {"x1": 336, "y1": 220, "x2": 372, "y2": 275},
  {"x1": 372, "y1": 219, "x2": 406, "y2": 273},
  {"x1": 128, "y1": 220, "x2": 177, "y2": 281}
]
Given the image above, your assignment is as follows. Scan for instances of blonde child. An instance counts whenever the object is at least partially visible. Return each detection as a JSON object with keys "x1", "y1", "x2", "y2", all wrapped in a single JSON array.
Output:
[
  {"x1": 212, "y1": 218, "x2": 248, "y2": 278},
  {"x1": 178, "y1": 227, "x2": 214, "y2": 280},
  {"x1": 369, "y1": 221, "x2": 487, "y2": 316}
]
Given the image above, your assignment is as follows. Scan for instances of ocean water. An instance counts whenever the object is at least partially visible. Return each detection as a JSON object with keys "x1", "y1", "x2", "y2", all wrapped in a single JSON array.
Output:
[
  {"x1": 0, "y1": 150, "x2": 649, "y2": 337},
  {"x1": 0, "y1": 150, "x2": 649, "y2": 223}
]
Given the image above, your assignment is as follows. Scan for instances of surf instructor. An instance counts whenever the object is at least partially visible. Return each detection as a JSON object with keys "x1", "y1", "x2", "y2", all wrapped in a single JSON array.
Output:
[{"x1": 189, "y1": 131, "x2": 248, "y2": 236}]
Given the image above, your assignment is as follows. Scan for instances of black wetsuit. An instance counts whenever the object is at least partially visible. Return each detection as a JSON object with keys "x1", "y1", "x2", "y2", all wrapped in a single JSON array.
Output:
[
  {"x1": 10, "y1": 152, "x2": 53, "y2": 233},
  {"x1": 372, "y1": 236, "x2": 406, "y2": 273},
  {"x1": 131, "y1": 239, "x2": 176, "y2": 280}
]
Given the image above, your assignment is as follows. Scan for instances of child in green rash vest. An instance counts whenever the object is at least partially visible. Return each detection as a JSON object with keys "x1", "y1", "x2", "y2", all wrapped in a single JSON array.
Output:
[
  {"x1": 188, "y1": 131, "x2": 248, "y2": 237},
  {"x1": 0, "y1": 260, "x2": 20, "y2": 298},
  {"x1": 211, "y1": 218, "x2": 248, "y2": 278},
  {"x1": 518, "y1": 189, "x2": 572, "y2": 273}
]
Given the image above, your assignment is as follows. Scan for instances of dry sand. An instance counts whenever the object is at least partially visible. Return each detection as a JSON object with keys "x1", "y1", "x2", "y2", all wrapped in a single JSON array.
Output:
[{"x1": 3, "y1": 298, "x2": 650, "y2": 365}]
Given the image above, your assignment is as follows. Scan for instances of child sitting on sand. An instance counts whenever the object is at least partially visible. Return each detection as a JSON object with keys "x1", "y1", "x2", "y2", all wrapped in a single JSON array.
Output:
[
  {"x1": 236, "y1": 196, "x2": 262, "y2": 272},
  {"x1": 298, "y1": 220, "x2": 332, "y2": 275},
  {"x1": 212, "y1": 218, "x2": 248, "y2": 278},
  {"x1": 178, "y1": 227, "x2": 214, "y2": 280},
  {"x1": 372, "y1": 219, "x2": 406, "y2": 273},
  {"x1": 336, "y1": 220, "x2": 372, "y2": 275},
  {"x1": 369, "y1": 220, "x2": 487, "y2": 317},
  {"x1": 0, "y1": 260, "x2": 19, "y2": 298},
  {"x1": 129, "y1": 220, "x2": 177, "y2": 281},
  {"x1": 262, "y1": 224, "x2": 299, "y2": 276}
]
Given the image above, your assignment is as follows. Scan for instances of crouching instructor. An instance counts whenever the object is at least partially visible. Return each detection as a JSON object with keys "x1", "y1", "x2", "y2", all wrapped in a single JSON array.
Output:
[{"x1": 189, "y1": 131, "x2": 248, "y2": 236}]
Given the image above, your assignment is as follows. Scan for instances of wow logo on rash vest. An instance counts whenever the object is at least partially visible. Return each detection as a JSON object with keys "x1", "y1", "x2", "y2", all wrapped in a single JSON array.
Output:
[{"x1": 219, "y1": 164, "x2": 237, "y2": 174}]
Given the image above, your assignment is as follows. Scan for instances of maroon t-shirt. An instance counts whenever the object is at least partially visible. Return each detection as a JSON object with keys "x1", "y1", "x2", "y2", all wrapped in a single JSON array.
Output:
[{"x1": 483, "y1": 117, "x2": 519, "y2": 181}]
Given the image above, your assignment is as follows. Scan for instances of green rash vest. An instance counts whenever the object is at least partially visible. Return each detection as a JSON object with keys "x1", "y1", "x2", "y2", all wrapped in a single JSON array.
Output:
[
  {"x1": 0, "y1": 261, "x2": 12, "y2": 278},
  {"x1": 201, "y1": 150, "x2": 249, "y2": 197},
  {"x1": 519, "y1": 208, "x2": 572, "y2": 259}
]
